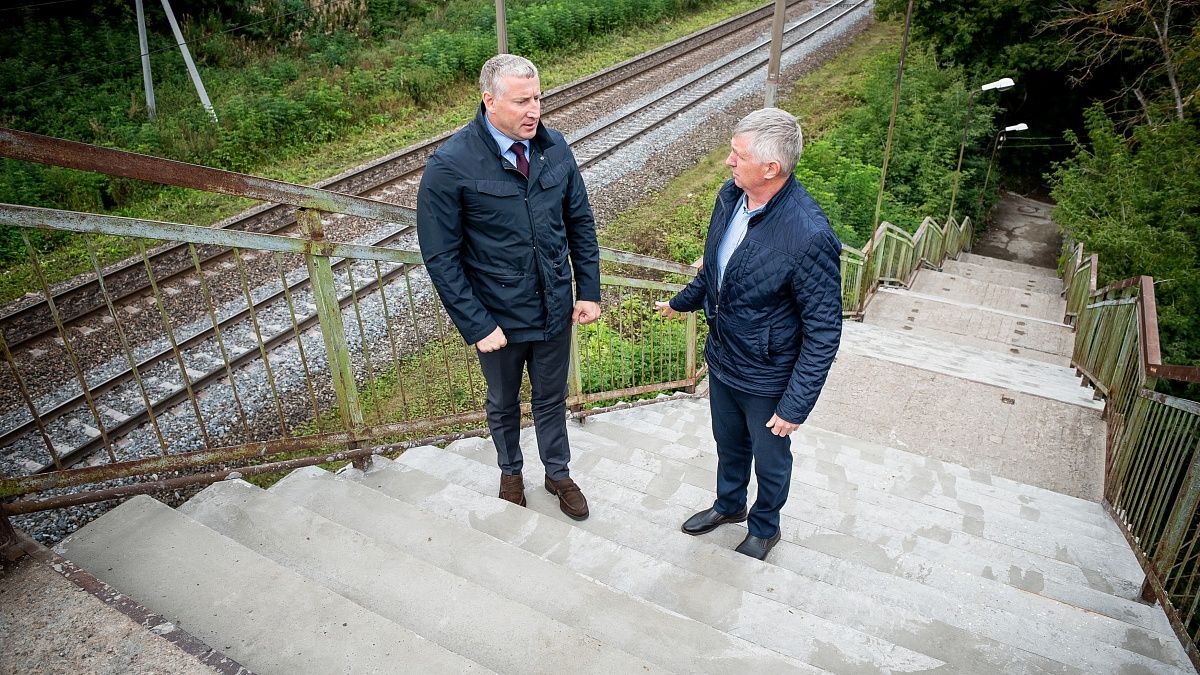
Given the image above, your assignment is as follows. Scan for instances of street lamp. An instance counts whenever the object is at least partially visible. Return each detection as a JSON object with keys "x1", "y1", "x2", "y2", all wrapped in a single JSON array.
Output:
[
  {"x1": 946, "y1": 77, "x2": 1015, "y2": 224},
  {"x1": 977, "y1": 123, "x2": 1028, "y2": 213}
]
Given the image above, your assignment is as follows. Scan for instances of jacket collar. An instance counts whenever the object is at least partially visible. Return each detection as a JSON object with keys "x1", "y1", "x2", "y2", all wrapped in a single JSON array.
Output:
[
  {"x1": 718, "y1": 175, "x2": 798, "y2": 225},
  {"x1": 471, "y1": 103, "x2": 557, "y2": 183}
]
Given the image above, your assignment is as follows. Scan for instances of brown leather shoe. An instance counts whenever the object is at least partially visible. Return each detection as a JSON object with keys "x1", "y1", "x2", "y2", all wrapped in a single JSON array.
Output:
[
  {"x1": 499, "y1": 472, "x2": 526, "y2": 507},
  {"x1": 544, "y1": 475, "x2": 589, "y2": 521}
]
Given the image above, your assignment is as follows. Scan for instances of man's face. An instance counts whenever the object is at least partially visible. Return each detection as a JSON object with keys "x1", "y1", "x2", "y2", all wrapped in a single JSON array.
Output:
[
  {"x1": 726, "y1": 133, "x2": 777, "y2": 192},
  {"x1": 483, "y1": 75, "x2": 541, "y2": 141}
]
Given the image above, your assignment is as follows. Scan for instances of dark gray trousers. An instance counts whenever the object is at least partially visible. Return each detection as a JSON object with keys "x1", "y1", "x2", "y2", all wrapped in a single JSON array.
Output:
[{"x1": 476, "y1": 328, "x2": 572, "y2": 481}]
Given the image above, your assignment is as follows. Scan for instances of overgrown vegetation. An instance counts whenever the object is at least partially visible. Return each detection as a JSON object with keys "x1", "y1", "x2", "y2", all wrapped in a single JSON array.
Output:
[
  {"x1": 0, "y1": 0, "x2": 760, "y2": 303},
  {"x1": 605, "y1": 21, "x2": 998, "y2": 261}
]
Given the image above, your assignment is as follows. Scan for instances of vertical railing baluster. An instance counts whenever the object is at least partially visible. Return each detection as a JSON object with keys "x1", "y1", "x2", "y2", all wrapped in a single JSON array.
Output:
[
  {"x1": 0, "y1": 331, "x2": 60, "y2": 470},
  {"x1": 84, "y1": 235, "x2": 169, "y2": 455},
  {"x1": 233, "y1": 247, "x2": 287, "y2": 435},
  {"x1": 274, "y1": 252, "x2": 323, "y2": 432},
  {"x1": 433, "y1": 307, "x2": 458, "y2": 415},
  {"x1": 374, "y1": 260, "x2": 409, "y2": 421},
  {"x1": 139, "y1": 240, "x2": 210, "y2": 449},
  {"x1": 403, "y1": 271, "x2": 424, "y2": 416},
  {"x1": 344, "y1": 260, "x2": 381, "y2": 425},
  {"x1": 189, "y1": 243, "x2": 251, "y2": 440},
  {"x1": 21, "y1": 230, "x2": 115, "y2": 463},
  {"x1": 1146, "y1": 439, "x2": 1200, "y2": 602}
]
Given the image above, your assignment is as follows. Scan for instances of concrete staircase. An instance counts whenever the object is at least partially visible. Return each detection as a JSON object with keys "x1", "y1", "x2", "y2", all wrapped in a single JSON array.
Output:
[{"x1": 54, "y1": 251, "x2": 1196, "y2": 673}]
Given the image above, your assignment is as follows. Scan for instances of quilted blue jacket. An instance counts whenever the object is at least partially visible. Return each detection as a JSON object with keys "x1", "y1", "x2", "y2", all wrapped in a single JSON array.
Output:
[{"x1": 669, "y1": 176, "x2": 842, "y2": 423}]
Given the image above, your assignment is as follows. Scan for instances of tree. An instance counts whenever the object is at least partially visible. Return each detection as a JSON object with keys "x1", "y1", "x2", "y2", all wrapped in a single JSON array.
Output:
[{"x1": 1048, "y1": 0, "x2": 1200, "y2": 124}]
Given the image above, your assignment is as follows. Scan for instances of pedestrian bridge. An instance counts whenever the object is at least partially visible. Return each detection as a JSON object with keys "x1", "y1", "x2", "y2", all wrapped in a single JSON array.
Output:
[{"x1": 2, "y1": 132, "x2": 1200, "y2": 672}]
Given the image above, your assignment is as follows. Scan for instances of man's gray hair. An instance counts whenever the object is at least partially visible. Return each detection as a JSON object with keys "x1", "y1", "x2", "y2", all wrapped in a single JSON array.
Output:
[
  {"x1": 479, "y1": 54, "x2": 539, "y2": 97},
  {"x1": 734, "y1": 107, "x2": 804, "y2": 175}
]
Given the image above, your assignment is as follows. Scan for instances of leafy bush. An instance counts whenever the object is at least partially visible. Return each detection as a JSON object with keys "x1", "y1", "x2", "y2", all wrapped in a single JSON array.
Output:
[{"x1": 1050, "y1": 105, "x2": 1200, "y2": 373}]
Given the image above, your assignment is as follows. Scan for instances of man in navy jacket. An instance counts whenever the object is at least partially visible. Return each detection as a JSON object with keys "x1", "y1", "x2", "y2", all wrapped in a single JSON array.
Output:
[
  {"x1": 657, "y1": 108, "x2": 842, "y2": 560},
  {"x1": 417, "y1": 54, "x2": 601, "y2": 520}
]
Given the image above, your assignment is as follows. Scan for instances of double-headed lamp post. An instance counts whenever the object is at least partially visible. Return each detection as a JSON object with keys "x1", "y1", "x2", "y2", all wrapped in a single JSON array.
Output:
[
  {"x1": 946, "y1": 76, "x2": 1015, "y2": 224},
  {"x1": 977, "y1": 123, "x2": 1028, "y2": 212}
]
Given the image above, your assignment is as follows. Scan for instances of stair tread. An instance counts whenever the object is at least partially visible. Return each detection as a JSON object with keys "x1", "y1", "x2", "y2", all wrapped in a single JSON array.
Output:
[
  {"x1": 269, "y1": 465, "x2": 822, "y2": 674},
  {"x1": 54, "y1": 495, "x2": 491, "y2": 675},
  {"x1": 407, "y1": 445, "x2": 1188, "y2": 673},
  {"x1": 941, "y1": 259, "x2": 1064, "y2": 294},
  {"x1": 959, "y1": 252, "x2": 1060, "y2": 278},
  {"x1": 910, "y1": 269, "x2": 1064, "y2": 322},
  {"x1": 839, "y1": 321, "x2": 1101, "y2": 410},
  {"x1": 179, "y1": 479, "x2": 668, "y2": 674}
]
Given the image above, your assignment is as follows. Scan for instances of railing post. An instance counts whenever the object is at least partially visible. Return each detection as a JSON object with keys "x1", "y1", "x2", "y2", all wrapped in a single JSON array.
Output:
[
  {"x1": 298, "y1": 209, "x2": 368, "y2": 469},
  {"x1": 1143, "y1": 439, "x2": 1200, "y2": 602},
  {"x1": 567, "y1": 323, "x2": 584, "y2": 414},
  {"x1": 684, "y1": 311, "x2": 698, "y2": 393}
]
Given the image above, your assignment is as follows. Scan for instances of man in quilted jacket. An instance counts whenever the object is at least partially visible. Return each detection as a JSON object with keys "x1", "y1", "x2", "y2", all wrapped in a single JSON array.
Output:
[{"x1": 656, "y1": 108, "x2": 843, "y2": 560}]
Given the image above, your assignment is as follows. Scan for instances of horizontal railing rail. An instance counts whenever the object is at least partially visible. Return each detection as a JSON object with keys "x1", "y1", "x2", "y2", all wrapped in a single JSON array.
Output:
[
  {"x1": 0, "y1": 135, "x2": 699, "y2": 518},
  {"x1": 839, "y1": 214, "x2": 972, "y2": 317}
]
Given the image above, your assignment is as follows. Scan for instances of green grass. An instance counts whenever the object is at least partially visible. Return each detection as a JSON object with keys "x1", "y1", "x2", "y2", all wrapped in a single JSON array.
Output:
[
  {"x1": 0, "y1": 0, "x2": 764, "y2": 306},
  {"x1": 600, "y1": 20, "x2": 902, "y2": 260}
]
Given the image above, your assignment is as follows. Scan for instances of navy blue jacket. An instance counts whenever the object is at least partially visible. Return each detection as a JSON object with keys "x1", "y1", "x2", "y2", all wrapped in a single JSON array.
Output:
[
  {"x1": 670, "y1": 176, "x2": 842, "y2": 423},
  {"x1": 417, "y1": 105, "x2": 600, "y2": 345}
]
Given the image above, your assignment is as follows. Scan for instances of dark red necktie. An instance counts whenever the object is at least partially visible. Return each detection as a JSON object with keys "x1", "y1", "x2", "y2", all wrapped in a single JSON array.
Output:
[{"x1": 511, "y1": 142, "x2": 529, "y2": 178}]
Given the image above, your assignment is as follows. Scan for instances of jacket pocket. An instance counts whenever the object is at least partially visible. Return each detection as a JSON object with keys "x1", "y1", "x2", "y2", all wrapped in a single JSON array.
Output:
[
  {"x1": 475, "y1": 180, "x2": 520, "y2": 197},
  {"x1": 767, "y1": 321, "x2": 801, "y2": 356},
  {"x1": 539, "y1": 162, "x2": 569, "y2": 189}
]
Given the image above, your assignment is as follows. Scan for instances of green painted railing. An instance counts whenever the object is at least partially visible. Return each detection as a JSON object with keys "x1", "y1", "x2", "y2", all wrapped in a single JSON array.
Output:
[
  {"x1": 0, "y1": 131, "x2": 699, "y2": 517},
  {"x1": 839, "y1": 215, "x2": 972, "y2": 316},
  {"x1": 1064, "y1": 246, "x2": 1200, "y2": 662}
]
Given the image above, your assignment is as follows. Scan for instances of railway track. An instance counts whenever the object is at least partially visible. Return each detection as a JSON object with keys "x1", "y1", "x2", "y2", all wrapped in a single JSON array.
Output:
[{"x1": 0, "y1": 0, "x2": 872, "y2": 478}]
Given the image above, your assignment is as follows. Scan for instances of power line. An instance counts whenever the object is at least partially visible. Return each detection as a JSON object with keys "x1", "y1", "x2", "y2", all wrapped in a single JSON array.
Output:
[
  {"x1": 0, "y1": 0, "x2": 86, "y2": 12},
  {"x1": 8, "y1": 0, "x2": 344, "y2": 97}
]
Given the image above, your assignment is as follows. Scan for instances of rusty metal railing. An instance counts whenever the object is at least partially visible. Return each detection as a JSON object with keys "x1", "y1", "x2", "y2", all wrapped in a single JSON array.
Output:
[
  {"x1": 1064, "y1": 244, "x2": 1200, "y2": 667},
  {"x1": 0, "y1": 130, "x2": 700, "y2": 520},
  {"x1": 839, "y1": 215, "x2": 972, "y2": 317}
]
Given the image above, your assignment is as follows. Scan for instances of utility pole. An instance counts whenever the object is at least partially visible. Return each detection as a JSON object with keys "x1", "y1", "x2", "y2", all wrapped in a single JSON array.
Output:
[
  {"x1": 135, "y1": 0, "x2": 156, "y2": 120},
  {"x1": 764, "y1": 0, "x2": 786, "y2": 107},
  {"x1": 872, "y1": 0, "x2": 915, "y2": 230},
  {"x1": 495, "y1": 0, "x2": 508, "y2": 54},
  {"x1": 160, "y1": 0, "x2": 218, "y2": 123}
]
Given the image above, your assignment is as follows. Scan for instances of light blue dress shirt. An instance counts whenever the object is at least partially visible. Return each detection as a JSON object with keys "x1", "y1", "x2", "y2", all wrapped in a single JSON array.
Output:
[
  {"x1": 482, "y1": 114, "x2": 531, "y2": 172},
  {"x1": 716, "y1": 194, "x2": 762, "y2": 286}
]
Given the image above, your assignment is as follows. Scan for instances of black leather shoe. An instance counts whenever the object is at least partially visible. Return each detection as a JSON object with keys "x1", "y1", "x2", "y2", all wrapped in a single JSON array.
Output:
[
  {"x1": 734, "y1": 530, "x2": 782, "y2": 560},
  {"x1": 681, "y1": 507, "x2": 748, "y2": 535}
]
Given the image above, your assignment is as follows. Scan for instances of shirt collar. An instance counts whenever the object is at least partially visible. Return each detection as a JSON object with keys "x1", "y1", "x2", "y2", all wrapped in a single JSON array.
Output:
[{"x1": 482, "y1": 113, "x2": 529, "y2": 157}]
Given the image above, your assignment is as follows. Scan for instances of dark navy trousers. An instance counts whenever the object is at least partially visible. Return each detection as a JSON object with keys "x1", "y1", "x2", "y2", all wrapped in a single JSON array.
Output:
[
  {"x1": 709, "y1": 372, "x2": 793, "y2": 538},
  {"x1": 476, "y1": 328, "x2": 572, "y2": 481}
]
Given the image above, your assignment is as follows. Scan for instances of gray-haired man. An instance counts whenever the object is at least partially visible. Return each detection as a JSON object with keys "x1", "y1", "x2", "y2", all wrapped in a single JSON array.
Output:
[
  {"x1": 657, "y1": 108, "x2": 842, "y2": 560},
  {"x1": 417, "y1": 54, "x2": 601, "y2": 519}
]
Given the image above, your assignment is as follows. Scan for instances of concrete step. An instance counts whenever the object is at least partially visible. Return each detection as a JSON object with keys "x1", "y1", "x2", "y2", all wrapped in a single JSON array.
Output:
[
  {"x1": 411, "y1": 443, "x2": 1189, "y2": 673},
  {"x1": 178, "y1": 479, "x2": 667, "y2": 675},
  {"x1": 865, "y1": 289, "x2": 1074, "y2": 365},
  {"x1": 959, "y1": 252, "x2": 1059, "y2": 279},
  {"x1": 53, "y1": 495, "x2": 490, "y2": 675},
  {"x1": 910, "y1": 269, "x2": 1064, "y2": 323},
  {"x1": 450, "y1": 423, "x2": 1162, "y2": 631},
  {"x1": 839, "y1": 321, "x2": 1100, "y2": 410},
  {"x1": 941, "y1": 258, "x2": 1063, "y2": 295},
  {"x1": 357, "y1": 452, "x2": 938, "y2": 673},
  {"x1": 590, "y1": 402, "x2": 1124, "y2": 549},
  {"x1": 551, "y1": 420, "x2": 1168, "y2": 631},
  {"x1": 268, "y1": 464, "x2": 822, "y2": 674}
]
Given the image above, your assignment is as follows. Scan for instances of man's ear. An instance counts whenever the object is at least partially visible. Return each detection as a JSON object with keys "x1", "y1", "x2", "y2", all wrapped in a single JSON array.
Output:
[
  {"x1": 764, "y1": 161, "x2": 781, "y2": 180},
  {"x1": 482, "y1": 91, "x2": 495, "y2": 111}
]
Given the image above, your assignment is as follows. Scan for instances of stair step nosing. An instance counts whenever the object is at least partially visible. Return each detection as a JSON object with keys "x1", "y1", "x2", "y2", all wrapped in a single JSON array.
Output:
[{"x1": 398, "y1": 447, "x2": 1187, "y2": 673}]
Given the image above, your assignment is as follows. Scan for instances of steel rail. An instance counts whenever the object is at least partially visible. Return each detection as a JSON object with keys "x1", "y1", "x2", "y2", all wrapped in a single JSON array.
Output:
[
  {"x1": 0, "y1": 0, "x2": 801, "y2": 352},
  {"x1": 0, "y1": 0, "x2": 835, "y2": 475},
  {"x1": 572, "y1": 0, "x2": 869, "y2": 170}
]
